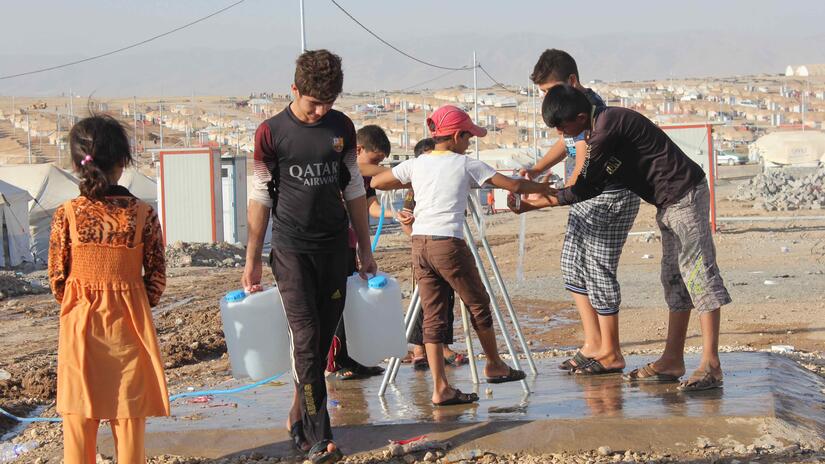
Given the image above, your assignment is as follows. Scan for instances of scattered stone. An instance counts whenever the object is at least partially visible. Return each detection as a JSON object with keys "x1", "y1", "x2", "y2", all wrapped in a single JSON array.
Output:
[
  {"x1": 0, "y1": 272, "x2": 49, "y2": 300},
  {"x1": 403, "y1": 454, "x2": 416, "y2": 464},
  {"x1": 423, "y1": 451, "x2": 437, "y2": 462},
  {"x1": 597, "y1": 446, "x2": 612, "y2": 456},
  {"x1": 696, "y1": 437, "x2": 713, "y2": 449},
  {"x1": 165, "y1": 242, "x2": 246, "y2": 268},
  {"x1": 389, "y1": 444, "x2": 405, "y2": 457},
  {"x1": 731, "y1": 167, "x2": 825, "y2": 211}
]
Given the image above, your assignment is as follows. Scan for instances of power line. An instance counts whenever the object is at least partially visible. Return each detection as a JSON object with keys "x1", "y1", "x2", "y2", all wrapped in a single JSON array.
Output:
[
  {"x1": 0, "y1": 0, "x2": 247, "y2": 81},
  {"x1": 400, "y1": 68, "x2": 466, "y2": 92},
  {"x1": 328, "y1": 0, "x2": 472, "y2": 72},
  {"x1": 478, "y1": 64, "x2": 522, "y2": 96}
]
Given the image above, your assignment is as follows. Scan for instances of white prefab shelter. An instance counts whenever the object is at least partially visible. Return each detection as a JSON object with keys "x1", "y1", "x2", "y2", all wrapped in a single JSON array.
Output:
[
  {"x1": 158, "y1": 148, "x2": 224, "y2": 244},
  {"x1": 751, "y1": 131, "x2": 825, "y2": 166},
  {"x1": 0, "y1": 164, "x2": 80, "y2": 263},
  {"x1": 0, "y1": 180, "x2": 33, "y2": 267},
  {"x1": 660, "y1": 124, "x2": 718, "y2": 232},
  {"x1": 118, "y1": 167, "x2": 158, "y2": 211}
]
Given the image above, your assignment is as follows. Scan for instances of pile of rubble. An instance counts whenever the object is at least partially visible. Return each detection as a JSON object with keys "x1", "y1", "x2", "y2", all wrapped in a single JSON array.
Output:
[
  {"x1": 165, "y1": 242, "x2": 246, "y2": 268},
  {"x1": 731, "y1": 167, "x2": 825, "y2": 211},
  {"x1": 0, "y1": 272, "x2": 49, "y2": 300}
]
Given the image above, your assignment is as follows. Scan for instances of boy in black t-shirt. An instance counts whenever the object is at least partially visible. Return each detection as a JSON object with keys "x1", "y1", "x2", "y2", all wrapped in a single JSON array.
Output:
[{"x1": 243, "y1": 49, "x2": 375, "y2": 463}]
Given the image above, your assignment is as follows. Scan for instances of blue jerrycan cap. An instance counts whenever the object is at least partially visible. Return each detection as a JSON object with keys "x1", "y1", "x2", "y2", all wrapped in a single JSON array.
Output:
[
  {"x1": 225, "y1": 289, "x2": 246, "y2": 302},
  {"x1": 368, "y1": 275, "x2": 388, "y2": 289}
]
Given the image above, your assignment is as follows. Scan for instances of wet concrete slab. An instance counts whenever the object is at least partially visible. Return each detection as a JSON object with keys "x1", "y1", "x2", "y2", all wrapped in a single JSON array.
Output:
[{"x1": 101, "y1": 352, "x2": 825, "y2": 459}]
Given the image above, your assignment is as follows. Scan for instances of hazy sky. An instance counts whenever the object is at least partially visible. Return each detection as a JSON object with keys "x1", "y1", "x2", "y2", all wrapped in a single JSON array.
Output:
[
  {"x1": 3, "y1": 0, "x2": 823, "y2": 54},
  {"x1": 2, "y1": 0, "x2": 824, "y2": 95}
]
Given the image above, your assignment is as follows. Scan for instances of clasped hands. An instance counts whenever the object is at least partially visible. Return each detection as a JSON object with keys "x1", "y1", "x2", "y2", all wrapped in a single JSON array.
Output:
[{"x1": 508, "y1": 168, "x2": 560, "y2": 214}]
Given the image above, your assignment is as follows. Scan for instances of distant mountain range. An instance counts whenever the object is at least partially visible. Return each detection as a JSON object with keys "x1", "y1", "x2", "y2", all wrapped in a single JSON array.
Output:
[{"x1": 2, "y1": 31, "x2": 824, "y2": 97}]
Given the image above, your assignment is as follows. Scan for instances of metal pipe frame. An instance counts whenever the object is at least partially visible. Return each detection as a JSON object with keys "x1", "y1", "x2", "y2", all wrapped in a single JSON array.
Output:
[
  {"x1": 462, "y1": 220, "x2": 530, "y2": 393},
  {"x1": 466, "y1": 197, "x2": 538, "y2": 375}
]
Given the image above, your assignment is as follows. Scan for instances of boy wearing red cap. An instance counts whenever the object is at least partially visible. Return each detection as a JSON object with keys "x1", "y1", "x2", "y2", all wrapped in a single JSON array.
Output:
[{"x1": 372, "y1": 105, "x2": 552, "y2": 406}]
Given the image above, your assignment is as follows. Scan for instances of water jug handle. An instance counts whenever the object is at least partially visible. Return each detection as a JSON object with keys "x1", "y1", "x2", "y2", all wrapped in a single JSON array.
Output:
[
  {"x1": 225, "y1": 290, "x2": 246, "y2": 302},
  {"x1": 368, "y1": 275, "x2": 388, "y2": 289}
]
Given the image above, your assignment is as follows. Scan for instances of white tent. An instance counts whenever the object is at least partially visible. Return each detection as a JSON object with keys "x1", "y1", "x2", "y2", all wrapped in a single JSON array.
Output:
[
  {"x1": 0, "y1": 164, "x2": 80, "y2": 263},
  {"x1": 751, "y1": 131, "x2": 825, "y2": 166},
  {"x1": 0, "y1": 180, "x2": 33, "y2": 267},
  {"x1": 119, "y1": 167, "x2": 158, "y2": 210}
]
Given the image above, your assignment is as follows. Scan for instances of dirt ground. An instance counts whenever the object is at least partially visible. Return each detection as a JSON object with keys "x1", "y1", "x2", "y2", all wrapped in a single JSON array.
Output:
[{"x1": 1, "y1": 169, "x2": 824, "y2": 462}]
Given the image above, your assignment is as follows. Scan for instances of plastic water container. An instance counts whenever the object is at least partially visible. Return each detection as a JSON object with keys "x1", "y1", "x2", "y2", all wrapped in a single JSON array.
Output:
[
  {"x1": 343, "y1": 272, "x2": 408, "y2": 366},
  {"x1": 219, "y1": 287, "x2": 291, "y2": 381}
]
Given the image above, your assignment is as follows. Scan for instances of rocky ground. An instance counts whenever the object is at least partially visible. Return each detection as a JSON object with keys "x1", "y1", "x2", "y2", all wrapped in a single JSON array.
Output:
[
  {"x1": 165, "y1": 242, "x2": 246, "y2": 268},
  {"x1": 1, "y1": 166, "x2": 824, "y2": 463},
  {"x1": 731, "y1": 166, "x2": 825, "y2": 211}
]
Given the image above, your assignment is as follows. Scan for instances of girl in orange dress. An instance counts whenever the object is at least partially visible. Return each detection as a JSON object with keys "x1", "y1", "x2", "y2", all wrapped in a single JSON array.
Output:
[{"x1": 48, "y1": 115, "x2": 169, "y2": 464}]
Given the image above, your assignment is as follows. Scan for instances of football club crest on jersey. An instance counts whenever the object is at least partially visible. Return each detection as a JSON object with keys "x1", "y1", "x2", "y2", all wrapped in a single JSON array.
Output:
[
  {"x1": 332, "y1": 137, "x2": 344, "y2": 153},
  {"x1": 606, "y1": 156, "x2": 622, "y2": 175}
]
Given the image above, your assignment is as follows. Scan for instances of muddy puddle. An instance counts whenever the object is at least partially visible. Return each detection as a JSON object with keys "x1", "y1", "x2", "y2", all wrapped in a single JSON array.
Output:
[{"x1": 146, "y1": 353, "x2": 823, "y2": 435}]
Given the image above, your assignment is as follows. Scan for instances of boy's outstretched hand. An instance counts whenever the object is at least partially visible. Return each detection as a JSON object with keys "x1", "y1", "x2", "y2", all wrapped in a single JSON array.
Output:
[
  {"x1": 507, "y1": 192, "x2": 559, "y2": 214},
  {"x1": 396, "y1": 210, "x2": 414, "y2": 226}
]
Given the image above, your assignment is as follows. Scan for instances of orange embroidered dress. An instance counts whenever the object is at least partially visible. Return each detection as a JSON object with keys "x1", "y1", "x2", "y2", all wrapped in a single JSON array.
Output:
[{"x1": 48, "y1": 190, "x2": 170, "y2": 419}]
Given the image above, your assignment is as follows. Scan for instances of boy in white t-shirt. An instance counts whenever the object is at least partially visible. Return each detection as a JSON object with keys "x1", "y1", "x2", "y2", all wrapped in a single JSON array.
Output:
[{"x1": 372, "y1": 105, "x2": 553, "y2": 406}]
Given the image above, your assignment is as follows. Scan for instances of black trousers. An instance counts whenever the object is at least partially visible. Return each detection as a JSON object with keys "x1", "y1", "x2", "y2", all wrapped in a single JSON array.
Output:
[
  {"x1": 328, "y1": 248, "x2": 360, "y2": 371},
  {"x1": 271, "y1": 247, "x2": 349, "y2": 445}
]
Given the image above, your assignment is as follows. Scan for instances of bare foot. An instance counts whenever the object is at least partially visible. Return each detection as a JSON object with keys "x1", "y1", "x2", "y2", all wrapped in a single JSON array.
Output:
[
  {"x1": 650, "y1": 357, "x2": 686, "y2": 378},
  {"x1": 594, "y1": 351, "x2": 626, "y2": 370},
  {"x1": 483, "y1": 360, "x2": 511, "y2": 378},
  {"x1": 432, "y1": 385, "x2": 457, "y2": 404}
]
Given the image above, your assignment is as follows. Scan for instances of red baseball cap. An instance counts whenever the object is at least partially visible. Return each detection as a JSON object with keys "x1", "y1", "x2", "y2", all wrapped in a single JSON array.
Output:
[{"x1": 427, "y1": 105, "x2": 487, "y2": 138}]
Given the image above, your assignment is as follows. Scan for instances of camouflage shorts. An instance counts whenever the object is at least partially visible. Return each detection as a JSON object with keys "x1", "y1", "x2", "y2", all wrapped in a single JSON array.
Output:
[{"x1": 656, "y1": 182, "x2": 732, "y2": 312}]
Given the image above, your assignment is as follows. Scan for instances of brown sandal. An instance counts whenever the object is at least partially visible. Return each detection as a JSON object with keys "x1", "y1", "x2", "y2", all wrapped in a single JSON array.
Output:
[
  {"x1": 678, "y1": 372, "x2": 723, "y2": 392},
  {"x1": 433, "y1": 389, "x2": 479, "y2": 406},
  {"x1": 623, "y1": 363, "x2": 680, "y2": 383}
]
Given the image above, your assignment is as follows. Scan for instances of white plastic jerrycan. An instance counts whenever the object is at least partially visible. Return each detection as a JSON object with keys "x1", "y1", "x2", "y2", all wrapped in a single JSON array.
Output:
[
  {"x1": 219, "y1": 287, "x2": 291, "y2": 381},
  {"x1": 343, "y1": 272, "x2": 408, "y2": 366}
]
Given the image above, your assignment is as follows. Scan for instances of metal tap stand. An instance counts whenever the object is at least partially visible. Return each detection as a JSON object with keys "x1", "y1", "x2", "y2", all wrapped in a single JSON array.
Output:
[{"x1": 378, "y1": 194, "x2": 537, "y2": 397}]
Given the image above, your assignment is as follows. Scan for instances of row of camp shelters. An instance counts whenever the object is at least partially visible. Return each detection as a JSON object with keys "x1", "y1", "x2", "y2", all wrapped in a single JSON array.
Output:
[{"x1": 0, "y1": 163, "x2": 157, "y2": 267}]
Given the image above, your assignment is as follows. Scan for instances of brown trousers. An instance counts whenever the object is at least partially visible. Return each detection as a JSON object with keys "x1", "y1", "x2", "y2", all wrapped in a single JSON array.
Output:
[{"x1": 411, "y1": 236, "x2": 493, "y2": 344}]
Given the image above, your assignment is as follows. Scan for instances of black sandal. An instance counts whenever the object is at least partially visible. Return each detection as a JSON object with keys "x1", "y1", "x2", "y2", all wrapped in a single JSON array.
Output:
[
  {"x1": 353, "y1": 364, "x2": 386, "y2": 377},
  {"x1": 288, "y1": 420, "x2": 309, "y2": 453},
  {"x1": 433, "y1": 388, "x2": 479, "y2": 406},
  {"x1": 486, "y1": 366, "x2": 527, "y2": 384},
  {"x1": 558, "y1": 351, "x2": 593, "y2": 371},
  {"x1": 413, "y1": 357, "x2": 429, "y2": 371},
  {"x1": 308, "y1": 439, "x2": 344, "y2": 464},
  {"x1": 572, "y1": 359, "x2": 624, "y2": 376}
]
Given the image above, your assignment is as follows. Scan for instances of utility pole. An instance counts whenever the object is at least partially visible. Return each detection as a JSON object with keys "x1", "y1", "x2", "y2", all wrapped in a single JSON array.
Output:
[
  {"x1": 56, "y1": 112, "x2": 61, "y2": 167},
  {"x1": 133, "y1": 96, "x2": 138, "y2": 156},
  {"x1": 473, "y1": 50, "x2": 478, "y2": 159},
  {"x1": 532, "y1": 83, "x2": 538, "y2": 163},
  {"x1": 403, "y1": 101, "x2": 408, "y2": 153},
  {"x1": 25, "y1": 111, "x2": 32, "y2": 164},
  {"x1": 159, "y1": 101, "x2": 164, "y2": 149},
  {"x1": 69, "y1": 89, "x2": 74, "y2": 123},
  {"x1": 10, "y1": 96, "x2": 14, "y2": 136},
  {"x1": 299, "y1": 0, "x2": 307, "y2": 52}
]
